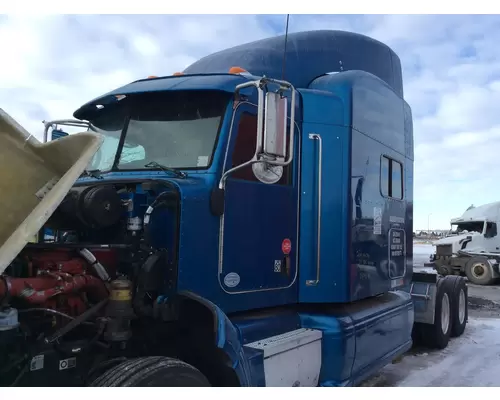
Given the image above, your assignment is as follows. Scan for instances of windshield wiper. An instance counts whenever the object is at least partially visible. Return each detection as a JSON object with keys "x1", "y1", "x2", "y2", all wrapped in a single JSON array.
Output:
[
  {"x1": 80, "y1": 169, "x2": 103, "y2": 180},
  {"x1": 144, "y1": 161, "x2": 187, "y2": 179}
]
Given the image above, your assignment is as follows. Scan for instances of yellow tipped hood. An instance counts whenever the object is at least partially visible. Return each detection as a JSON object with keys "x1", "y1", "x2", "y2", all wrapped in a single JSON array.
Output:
[{"x1": 0, "y1": 109, "x2": 103, "y2": 274}]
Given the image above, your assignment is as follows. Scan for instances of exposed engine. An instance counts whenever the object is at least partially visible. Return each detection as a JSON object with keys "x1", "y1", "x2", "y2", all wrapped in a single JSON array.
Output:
[
  {"x1": 51, "y1": 184, "x2": 124, "y2": 231},
  {"x1": 0, "y1": 248, "x2": 109, "y2": 315},
  {"x1": 0, "y1": 180, "x2": 179, "y2": 386}
]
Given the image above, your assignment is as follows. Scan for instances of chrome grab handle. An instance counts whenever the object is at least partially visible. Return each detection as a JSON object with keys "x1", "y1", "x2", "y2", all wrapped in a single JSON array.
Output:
[
  {"x1": 42, "y1": 119, "x2": 91, "y2": 143},
  {"x1": 306, "y1": 133, "x2": 322, "y2": 286}
]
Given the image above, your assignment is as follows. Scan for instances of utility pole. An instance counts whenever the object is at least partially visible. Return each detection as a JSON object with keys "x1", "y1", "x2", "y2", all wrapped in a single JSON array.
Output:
[{"x1": 428, "y1": 213, "x2": 432, "y2": 235}]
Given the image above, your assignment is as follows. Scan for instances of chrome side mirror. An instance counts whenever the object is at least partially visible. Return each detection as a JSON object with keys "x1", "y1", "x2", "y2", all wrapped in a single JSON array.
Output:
[
  {"x1": 263, "y1": 92, "x2": 287, "y2": 159},
  {"x1": 218, "y1": 78, "x2": 296, "y2": 191}
]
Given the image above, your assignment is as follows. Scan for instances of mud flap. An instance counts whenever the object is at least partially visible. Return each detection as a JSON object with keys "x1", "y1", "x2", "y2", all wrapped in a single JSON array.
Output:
[{"x1": 410, "y1": 272, "x2": 437, "y2": 325}]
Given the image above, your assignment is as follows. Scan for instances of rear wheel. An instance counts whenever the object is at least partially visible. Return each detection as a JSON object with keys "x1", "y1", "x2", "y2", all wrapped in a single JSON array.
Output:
[
  {"x1": 421, "y1": 281, "x2": 452, "y2": 349},
  {"x1": 441, "y1": 276, "x2": 468, "y2": 337},
  {"x1": 453, "y1": 284, "x2": 468, "y2": 336},
  {"x1": 90, "y1": 356, "x2": 211, "y2": 387},
  {"x1": 465, "y1": 257, "x2": 494, "y2": 285}
]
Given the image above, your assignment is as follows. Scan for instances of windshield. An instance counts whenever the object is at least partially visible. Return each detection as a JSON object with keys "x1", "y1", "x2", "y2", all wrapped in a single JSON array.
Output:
[
  {"x1": 85, "y1": 90, "x2": 229, "y2": 172},
  {"x1": 450, "y1": 221, "x2": 485, "y2": 235}
]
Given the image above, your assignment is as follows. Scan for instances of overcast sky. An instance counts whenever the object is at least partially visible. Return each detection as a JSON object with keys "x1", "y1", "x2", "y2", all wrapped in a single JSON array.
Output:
[{"x1": 0, "y1": 14, "x2": 497, "y2": 231}]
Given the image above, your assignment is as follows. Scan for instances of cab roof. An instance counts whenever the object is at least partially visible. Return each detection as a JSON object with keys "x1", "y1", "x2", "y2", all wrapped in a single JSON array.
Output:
[{"x1": 73, "y1": 73, "x2": 251, "y2": 120}]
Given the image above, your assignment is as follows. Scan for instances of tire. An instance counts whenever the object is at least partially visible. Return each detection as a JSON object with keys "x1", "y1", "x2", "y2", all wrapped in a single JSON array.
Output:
[
  {"x1": 436, "y1": 264, "x2": 452, "y2": 276},
  {"x1": 442, "y1": 276, "x2": 468, "y2": 337},
  {"x1": 90, "y1": 356, "x2": 211, "y2": 387},
  {"x1": 411, "y1": 323, "x2": 426, "y2": 347},
  {"x1": 434, "y1": 259, "x2": 451, "y2": 276},
  {"x1": 421, "y1": 280, "x2": 453, "y2": 349},
  {"x1": 465, "y1": 257, "x2": 494, "y2": 285}
]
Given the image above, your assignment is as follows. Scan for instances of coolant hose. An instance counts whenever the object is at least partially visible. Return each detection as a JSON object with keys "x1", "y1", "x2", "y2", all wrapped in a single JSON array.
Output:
[
  {"x1": 79, "y1": 248, "x2": 110, "y2": 281},
  {"x1": 1, "y1": 275, "x2": 108, "y2": 305}
]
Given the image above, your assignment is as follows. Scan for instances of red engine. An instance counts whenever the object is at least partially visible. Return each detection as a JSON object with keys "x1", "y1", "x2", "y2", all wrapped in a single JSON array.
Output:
[{"x1": 0, "y1": 248, "x2": 114, "y2": 317}]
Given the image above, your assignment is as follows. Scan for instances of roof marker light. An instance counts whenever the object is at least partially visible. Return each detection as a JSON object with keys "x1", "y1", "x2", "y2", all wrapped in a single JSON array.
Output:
[
  {"x1": 147, "y1": 75, "x2": 158, "y2": 79},
  {"x1": 229, "y1": 66, "x2": 248, "y2": 74}
]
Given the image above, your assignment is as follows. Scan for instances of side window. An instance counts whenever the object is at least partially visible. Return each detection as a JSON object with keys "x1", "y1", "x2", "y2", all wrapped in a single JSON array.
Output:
[
  {"x1": 381, "y1": 155, "x2": 403, "y2": 200},
  {"x1": 230, "y1": 112, "x2": 292, "y2": 185},
  {"x1": 380, "y1": 156, "x2": 390, "y2": 197},
  {"x1": 485, "y1": 222, "x2": 497, "y2": 238},
  {"x1": 391, "y1": 160, "x2": 403, "y2": 199},
  {"x1": 231, "y1": 113, "x2": 257, "y2": 181}
]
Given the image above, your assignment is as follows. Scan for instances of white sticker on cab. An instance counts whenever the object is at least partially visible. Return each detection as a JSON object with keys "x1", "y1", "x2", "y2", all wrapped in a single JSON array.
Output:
[{"x1": 224, "y1": 272, "x2": 240, "y2": 288}]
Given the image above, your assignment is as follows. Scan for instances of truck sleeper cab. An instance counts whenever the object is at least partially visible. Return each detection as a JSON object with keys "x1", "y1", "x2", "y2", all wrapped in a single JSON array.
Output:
[
  {"x1": 0, "y1": 30, "x2": 468, "y2": 387},
  {"x1": 432, "y1": 201, "x2": 500, "y2": 285}
]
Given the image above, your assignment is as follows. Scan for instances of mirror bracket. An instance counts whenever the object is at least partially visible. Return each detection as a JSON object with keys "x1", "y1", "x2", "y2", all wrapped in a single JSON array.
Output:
[
  {"x1": 42, "y1": 119, "x2": 92, "y2": 143},
  {"x1": 210, "y1": 187, "x2": 225, "y2": 216},
  {"x1": 218, "y1": 78, "x2": 296, "y2": 191}
]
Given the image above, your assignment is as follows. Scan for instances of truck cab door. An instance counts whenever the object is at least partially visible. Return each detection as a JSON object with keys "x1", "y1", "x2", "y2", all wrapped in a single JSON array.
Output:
[
  {"x1": 295, "y1": 92, "x2": 352, "y2": 303},
  {"x1": 218, "y1": 105, "x2": 298, "y2": 294},
  {"x1": 483, "y1": 222, "x2": 499, "y2": 251}
]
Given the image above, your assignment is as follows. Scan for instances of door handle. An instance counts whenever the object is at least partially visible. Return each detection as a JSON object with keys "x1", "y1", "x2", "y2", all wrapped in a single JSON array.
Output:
[{"x1": 306, "y1": 133, "x2": 322, "y2": 286}]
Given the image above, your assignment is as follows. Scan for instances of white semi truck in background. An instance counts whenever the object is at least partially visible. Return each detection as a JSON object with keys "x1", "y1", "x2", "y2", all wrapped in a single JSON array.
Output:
[{"x1": 431, "y1": 202, "x2": 500, "y2": 285}]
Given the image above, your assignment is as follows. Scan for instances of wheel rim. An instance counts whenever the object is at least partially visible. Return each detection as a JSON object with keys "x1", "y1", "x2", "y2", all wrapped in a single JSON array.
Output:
[
  {"x1": 471, "y1": 262, "x2": 487, "y2": 279},
  {"x1": 458, "y1": 288, "x2": 466, "y2": 325},
  {"x1": 441, "y1": 293, "x2": 451, "y2": 334}
]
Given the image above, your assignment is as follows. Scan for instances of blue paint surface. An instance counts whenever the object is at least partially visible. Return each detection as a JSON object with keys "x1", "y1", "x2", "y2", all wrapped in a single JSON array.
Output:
[
  {"x1": 227, "y1": 290, "x2": 413, "y2": 386},
  {"x1": 297, "y1": 70, "x2": 414, "y2": 303},
  {"x1": 184, "y1": 30, "x2": 404, "y2": 97},
  {"x1": 307, "y1": 291, "x2": 413, "y2": 386},
  {"x1": 217, "y1": 100, "x2": 299, "y2": 300},
  {"x1": 231, "y1": 309, "x2": 301, "y2": 345},
  {"x1": 221, "y1": 180, "x2": 296, "y2": 291},
  {"x1": 174, "y1": 292, "x2": 254, "y2": 386},
  {"x1": 298, "y1": 89, "x2": 351, "y2": 303},
  {"x1": 73, "y1": 73, "x2": 252, "y2": 119}
]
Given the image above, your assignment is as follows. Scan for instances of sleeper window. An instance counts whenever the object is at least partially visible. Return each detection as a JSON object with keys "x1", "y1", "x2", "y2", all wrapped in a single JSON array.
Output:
[{"x1": 381, "y1": 156, "x2": 403, "y2": 200}]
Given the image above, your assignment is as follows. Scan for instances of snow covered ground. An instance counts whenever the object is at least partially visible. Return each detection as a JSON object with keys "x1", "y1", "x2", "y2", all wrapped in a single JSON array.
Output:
[
  {"x1": 361, "y1": 242, "x2": 500, "y2": 387},
  {"x1": 413, "y1": 243, "x2": 435, "y2": 269},
  {"x1": 413, "y1": 243, "x2": 435, "y2": 255},
  {"x1": 372, "y1": 318, "x2": 500, "y2": 386}
]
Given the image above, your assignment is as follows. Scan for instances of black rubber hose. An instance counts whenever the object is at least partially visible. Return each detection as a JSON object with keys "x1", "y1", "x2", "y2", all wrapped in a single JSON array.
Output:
[
  {"x1": 44, "y1": 299, "x2": 108, "y2": 344},
  {"x1": 18, "y1": 308, "x2": 95, "y2": 327},
  {"x1": 143, "y1": 192, "x2": 172, "y2": 246}
]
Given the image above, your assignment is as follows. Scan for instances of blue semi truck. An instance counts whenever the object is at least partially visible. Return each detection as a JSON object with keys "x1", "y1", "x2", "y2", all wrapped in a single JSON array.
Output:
[{"x1": 0, "y1": 30, "x2": 468, "y2": 386}]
